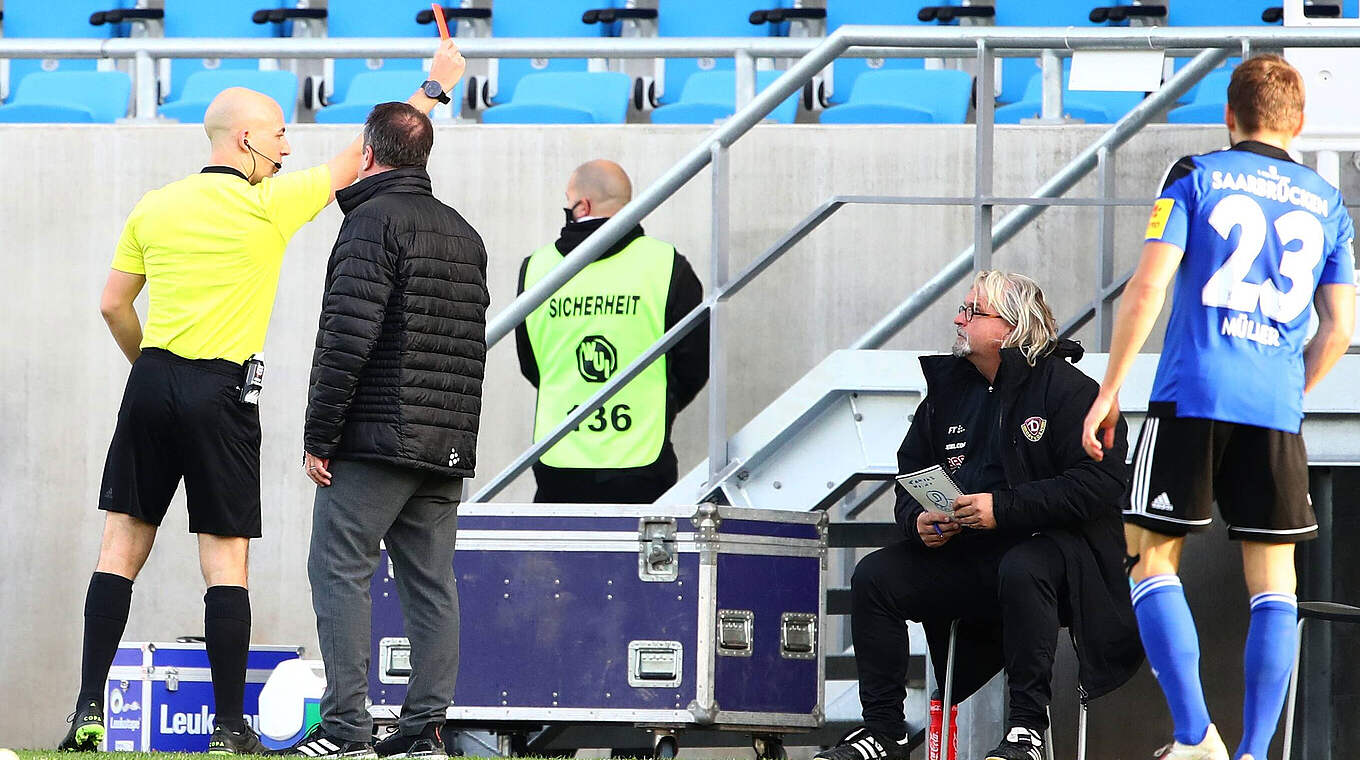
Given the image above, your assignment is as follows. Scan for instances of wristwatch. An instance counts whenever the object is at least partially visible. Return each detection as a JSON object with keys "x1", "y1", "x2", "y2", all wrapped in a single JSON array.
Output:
[{"x1": 421, "y1": 79, "x2": 451, "y2": 104}]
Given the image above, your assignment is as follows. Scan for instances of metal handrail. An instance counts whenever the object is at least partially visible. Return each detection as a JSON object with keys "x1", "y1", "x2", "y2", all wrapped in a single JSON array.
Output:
[
  {"x1": 850, "y1": 45, "x2": 1229, "y2": 350},
  {"x1": 5, "y1": 25, "x2": 1360, "y2": 60},
  {"x1": 467, "y1": 24, "x2": 1360, "y2": 500}
]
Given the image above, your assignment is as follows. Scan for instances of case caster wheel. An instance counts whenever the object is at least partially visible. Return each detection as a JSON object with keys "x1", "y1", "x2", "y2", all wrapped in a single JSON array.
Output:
[
  {"x1": 753, "y1": 734, "x2": 786, "y2": 760},
  {"x1": 497, "y1": 731, "x2": 529, "y2": 757},
  {"x1": 652, "y1": 735, "x2": 678, "y2": 760}
]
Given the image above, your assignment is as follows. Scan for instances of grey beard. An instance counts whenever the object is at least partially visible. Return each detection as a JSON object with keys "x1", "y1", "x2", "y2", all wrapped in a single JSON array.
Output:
[{"x1": 952, "y1": 333, "x2": 971, "y2": 358}]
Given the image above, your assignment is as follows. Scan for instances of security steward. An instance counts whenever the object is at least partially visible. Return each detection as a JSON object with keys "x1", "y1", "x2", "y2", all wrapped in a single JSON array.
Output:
[
  {"x1": 515, "y1": 159, "x2": 707, "y2": 504},
  {"x1": 58, "y1": 41, "x2": 467, "y2": 755}
]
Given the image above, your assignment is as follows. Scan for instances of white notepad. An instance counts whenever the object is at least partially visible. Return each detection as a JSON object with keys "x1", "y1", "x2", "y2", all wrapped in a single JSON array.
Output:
[{"x1": 895, "y1": 465, "x2": 963, "y2": 517}]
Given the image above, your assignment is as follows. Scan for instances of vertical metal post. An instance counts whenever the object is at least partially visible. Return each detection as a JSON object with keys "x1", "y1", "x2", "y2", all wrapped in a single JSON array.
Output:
[
  {"x1": 1301, "y1": 467, "x2": 1333, "y2": 758},
  {"x1": 1095, "y1": 146, "x2": 1117, "y2": 349},
  {"x1": 134, "y1": 50, "x2": 157, "y2": 120},
  {"x1": 1040, "y1": 48, "x2": 1064, "y2": 121},
  {"x1": 735, "y1": 50, "x2": 757, "y2": 112},
  {"x1": 707, "y1": 142, "x2": 730, "y2": 485},
  {"x1": 974, "y1": 40, "x2": 995, "y2": 272}
]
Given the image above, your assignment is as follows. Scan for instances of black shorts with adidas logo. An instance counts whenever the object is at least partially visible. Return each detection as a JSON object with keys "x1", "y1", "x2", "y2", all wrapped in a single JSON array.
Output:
[
  {"x1": 1124, "y1": 402, "x2": 1315, "y2": 543},
  {"x1": 97, "y1": 348, "x2": 262, "y2": 538}
]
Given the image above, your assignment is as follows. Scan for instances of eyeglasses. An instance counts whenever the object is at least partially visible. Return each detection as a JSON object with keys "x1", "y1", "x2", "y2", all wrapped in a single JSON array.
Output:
[{"x1": 958, "y1": 302, "x2": 1001, "y2": 322}]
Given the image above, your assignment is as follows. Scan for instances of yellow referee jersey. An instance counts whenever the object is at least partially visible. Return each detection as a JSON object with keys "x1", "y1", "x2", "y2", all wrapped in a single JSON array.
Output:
[{"x1": 111, "y1": 164, "x2": 331, "y2": 364}]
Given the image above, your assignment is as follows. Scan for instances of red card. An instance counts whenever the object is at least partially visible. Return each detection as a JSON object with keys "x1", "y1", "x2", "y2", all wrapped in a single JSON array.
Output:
[{"x1": 431, "y1": 4, "x2": 451, "y2": 40}]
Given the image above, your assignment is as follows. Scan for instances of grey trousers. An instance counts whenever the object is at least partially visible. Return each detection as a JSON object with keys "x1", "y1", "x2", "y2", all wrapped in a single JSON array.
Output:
[{"x1": 309, "y1": 458, "x2": 461, "y2": 742}]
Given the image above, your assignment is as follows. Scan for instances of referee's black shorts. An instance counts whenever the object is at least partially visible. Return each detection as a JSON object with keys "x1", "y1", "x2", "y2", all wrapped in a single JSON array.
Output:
[
  {"x1": 98, "y1": 348, "x2": 262, "y2": 538},
  {"x1": 1124, "y1": 402, "x2": 1314, "y2": 543}
]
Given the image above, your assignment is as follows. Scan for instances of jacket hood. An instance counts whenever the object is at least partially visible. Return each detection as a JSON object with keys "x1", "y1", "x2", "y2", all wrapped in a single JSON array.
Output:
[
  {"x1": 555, "y1": 216, "x2": 645, "y2": 260},
  {"x1": 337, "y1": 167, "x2": 433, "y2": 214}
]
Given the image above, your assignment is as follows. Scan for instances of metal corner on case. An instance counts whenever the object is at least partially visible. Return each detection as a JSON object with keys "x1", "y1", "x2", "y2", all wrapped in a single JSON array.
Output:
[
  {"x1": 687, "y1": 698, "x2": 719, "y2": 725},
  {"x1": 691, "y1": 502, "x2": 722, "y2": 534}
]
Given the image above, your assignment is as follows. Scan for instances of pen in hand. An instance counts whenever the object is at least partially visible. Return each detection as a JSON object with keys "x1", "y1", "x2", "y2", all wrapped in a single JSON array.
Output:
[{"x1": 933, "y1": 524, "x2": 944, "y2": 537}]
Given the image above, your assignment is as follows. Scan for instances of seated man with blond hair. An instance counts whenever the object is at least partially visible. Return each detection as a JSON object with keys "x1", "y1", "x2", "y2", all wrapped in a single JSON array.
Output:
[{"x1": 817, "y1": 271, "x2": 1142, "y2": 760}]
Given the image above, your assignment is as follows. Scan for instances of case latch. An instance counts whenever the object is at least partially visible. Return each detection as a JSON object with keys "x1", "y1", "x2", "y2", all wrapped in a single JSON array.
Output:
[
  {"x1": 165, "y1": 667, "x2": 180, "y2": 692},
  {"x1": 637, "y1": 517, "x2": 678, "y2": 582},
  {"x1": 627, "y1": 640, "x2": 683, "y2": 688},
  {"x1": 379, "y1": 637, "x2": 412, "y2": 684},
  {"x1": 717, "y1": 609, "x2": 755, "y2": 657},
  {"x1": 780, "y1": 612, "x2": 818, "y2": 659}
]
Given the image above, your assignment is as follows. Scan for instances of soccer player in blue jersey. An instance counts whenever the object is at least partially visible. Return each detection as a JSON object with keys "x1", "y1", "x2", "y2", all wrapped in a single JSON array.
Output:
[{"x1": 1081, "y1": 55, "x2": 1355, "y2": 760}]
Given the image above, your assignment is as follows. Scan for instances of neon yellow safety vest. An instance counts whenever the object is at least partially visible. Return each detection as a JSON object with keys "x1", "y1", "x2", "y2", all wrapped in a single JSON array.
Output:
[{"x1": 524, "y1": 236, "x2": 674, "y2": 469}]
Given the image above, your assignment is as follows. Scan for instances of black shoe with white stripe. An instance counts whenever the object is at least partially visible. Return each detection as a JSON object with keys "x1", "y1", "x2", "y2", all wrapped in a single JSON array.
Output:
[
  {"x1": 812, "y1": 726, "x2": 909, "y2": 760},
  {"x1": 277, "y1": 724, "x2": 377, "y2": 758},
  {"x1": 984, "y1": 726, "x2": 1045, "y2": 760}
]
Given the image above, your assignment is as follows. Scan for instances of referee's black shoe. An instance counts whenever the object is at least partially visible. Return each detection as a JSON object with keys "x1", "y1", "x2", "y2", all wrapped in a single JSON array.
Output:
[
  {"x1": 276, "y1": 724, "x2": 377, "y2": 758},
  {"x1": 209, "y1": 722, "x2": 268, "y2": 755},
  {"x1": 57, "y1": 700, "x2": 105, "y2": 752}
]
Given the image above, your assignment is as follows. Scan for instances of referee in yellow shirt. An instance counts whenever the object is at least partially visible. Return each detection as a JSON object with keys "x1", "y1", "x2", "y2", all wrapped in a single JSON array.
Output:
[{"x1": 57, "y1": 40, "x2": 468, "y2": 756}]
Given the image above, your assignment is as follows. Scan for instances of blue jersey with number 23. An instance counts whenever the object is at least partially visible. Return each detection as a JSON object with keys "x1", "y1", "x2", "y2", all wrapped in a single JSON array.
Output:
[{"x1": 1146, "y1": 141, "x2": 1355, "y2": 432}]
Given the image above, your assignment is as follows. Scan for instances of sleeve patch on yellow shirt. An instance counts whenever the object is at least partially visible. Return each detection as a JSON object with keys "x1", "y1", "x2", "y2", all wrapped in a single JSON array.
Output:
[{"x1": 1144, "y1": 198, "x2": 1174, "y2": 240}]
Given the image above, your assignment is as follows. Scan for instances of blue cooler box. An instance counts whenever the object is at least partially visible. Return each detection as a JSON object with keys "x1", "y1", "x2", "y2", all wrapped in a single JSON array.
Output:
[
  {"x1": 369, "y1": 504, "x2": 827, "y2": 737},
  {"x1": 105, "y1": 640, "x2": 303, "y2": 752}
]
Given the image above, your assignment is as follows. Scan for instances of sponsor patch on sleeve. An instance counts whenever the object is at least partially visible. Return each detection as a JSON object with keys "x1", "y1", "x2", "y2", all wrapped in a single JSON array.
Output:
[{"x1": 1144, "y1": 198, "x2": 1175, "y2": 240}]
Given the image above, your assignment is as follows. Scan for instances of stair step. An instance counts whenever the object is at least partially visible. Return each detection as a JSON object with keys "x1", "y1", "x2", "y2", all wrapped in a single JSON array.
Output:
[
  {"x1": 826, "y1": 653, "x2": 926, "y2": 686},
  {"x1": 827, "y1": 522, "x2": 900, "y2": 548}
]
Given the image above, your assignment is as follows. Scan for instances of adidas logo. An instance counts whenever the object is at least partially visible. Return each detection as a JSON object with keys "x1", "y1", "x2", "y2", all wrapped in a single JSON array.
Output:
[{"x1": 1150, "y1": 492, "x2": 1174, "y2": 512}]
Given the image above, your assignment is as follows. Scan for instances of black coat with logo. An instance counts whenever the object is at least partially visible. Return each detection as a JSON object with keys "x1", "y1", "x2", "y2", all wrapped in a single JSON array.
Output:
[
  {"x1": 893, "y1": 340, "x2": 1142, "y2": 700},
  {"x1": 304, "y1": 168, "x2": 489, "y2": 478}
]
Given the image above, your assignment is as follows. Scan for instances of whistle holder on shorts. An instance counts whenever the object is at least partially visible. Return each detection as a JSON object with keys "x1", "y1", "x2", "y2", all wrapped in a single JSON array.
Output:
[{"x1": 239, "y1": 354, "x2": 265, "y2": 405}]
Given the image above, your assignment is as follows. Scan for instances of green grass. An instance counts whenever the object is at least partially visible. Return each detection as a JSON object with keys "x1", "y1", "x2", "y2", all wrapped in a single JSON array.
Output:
[
  {"x1": 16, "y1": 754, "x2": 202, "y2": 760},
  {"x1": 12, "y1": 754, "x2": 553, "y2": 760}
]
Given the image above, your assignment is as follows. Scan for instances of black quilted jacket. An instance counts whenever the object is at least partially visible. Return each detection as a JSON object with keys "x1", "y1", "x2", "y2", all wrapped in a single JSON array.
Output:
[{"x1": 304, "y1": 167, "x2": 488, "y2": 478}]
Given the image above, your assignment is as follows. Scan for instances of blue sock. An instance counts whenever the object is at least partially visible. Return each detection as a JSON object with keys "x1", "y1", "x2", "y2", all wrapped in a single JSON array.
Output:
[
  {"x1": 1238, "y1": 592, "x2": 1298, "y2": 759},
  {"x1": 1131, "y1": 575, "x2": 1211, "y2": 745}
]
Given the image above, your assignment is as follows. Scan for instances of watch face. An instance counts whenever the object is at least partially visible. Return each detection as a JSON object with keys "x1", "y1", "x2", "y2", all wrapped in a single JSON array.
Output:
[{"x1": 423, "y1": 80, "x2": 442, "y2": 98}]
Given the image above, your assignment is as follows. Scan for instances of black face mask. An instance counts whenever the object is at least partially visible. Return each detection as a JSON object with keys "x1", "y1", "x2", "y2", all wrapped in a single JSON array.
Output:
[{"x1": 563, "y1": 199, "x2": 584, "y2": 226}]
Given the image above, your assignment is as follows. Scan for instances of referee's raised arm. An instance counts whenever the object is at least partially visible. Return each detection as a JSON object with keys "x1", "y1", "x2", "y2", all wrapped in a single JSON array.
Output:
[{"x1": 323, "y1": 38, "x2": 467, "y2": 204}]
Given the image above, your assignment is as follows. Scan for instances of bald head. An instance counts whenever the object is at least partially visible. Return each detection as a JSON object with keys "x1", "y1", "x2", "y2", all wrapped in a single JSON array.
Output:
[
  {"x1": 566, "y1": 160, "x2": 632, "y2": 218},
  {"x1": 203, "y1": 88, "x2": 290, "y2": 183},
  {"x1": 205, "y1": 87, "x2": 283, "y2": 147}
]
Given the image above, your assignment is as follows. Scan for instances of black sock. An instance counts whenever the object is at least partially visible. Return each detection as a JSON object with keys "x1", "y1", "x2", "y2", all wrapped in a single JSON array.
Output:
[
  {"x1": 204, "y1": 585, "x2": 251, "y2": 731},
  {"x1": 77, "y1": 572, "x2": 134, "y2": 707}
]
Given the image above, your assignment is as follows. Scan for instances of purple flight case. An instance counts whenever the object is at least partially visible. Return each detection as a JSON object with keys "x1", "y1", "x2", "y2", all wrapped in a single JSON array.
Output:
[{"x1": 369, "y1": 503, "x2": 827, "y2": 734}]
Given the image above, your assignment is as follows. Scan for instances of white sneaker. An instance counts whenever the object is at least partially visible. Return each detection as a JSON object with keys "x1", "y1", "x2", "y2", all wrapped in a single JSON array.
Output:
[{"x1": 1152, "y1": 724, "x2": 1229, "y2": 760}]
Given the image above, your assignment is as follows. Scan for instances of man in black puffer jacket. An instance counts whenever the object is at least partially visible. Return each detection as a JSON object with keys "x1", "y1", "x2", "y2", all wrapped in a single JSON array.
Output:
[
  {"x1": 816, "y1": 271, "x2": 1141, "y2": 760},
  {"x1": 297, "y1": 102, "x2": 488, "y2": 759}
]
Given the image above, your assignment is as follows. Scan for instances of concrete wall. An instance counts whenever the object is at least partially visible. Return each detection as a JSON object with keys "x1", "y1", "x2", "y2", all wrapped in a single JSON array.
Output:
[{"x1": 1, "y1": 123, "x2": 1349, "y2": 752}]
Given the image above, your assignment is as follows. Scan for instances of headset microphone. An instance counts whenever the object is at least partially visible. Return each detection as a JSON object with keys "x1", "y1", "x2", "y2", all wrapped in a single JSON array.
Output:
[{"x1": 244, "y1": 139, "x2": 282, "y2": 171}]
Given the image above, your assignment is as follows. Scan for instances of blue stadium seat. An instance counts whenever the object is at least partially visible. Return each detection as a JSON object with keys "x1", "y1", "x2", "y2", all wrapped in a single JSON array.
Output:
[
  {"x1": 314, "y1": 72, "x2": 465, "y2": 124},
  {"x1": 1166, "y1": 0, "x2": 1275, "y2": 25},
  {"x1": 480, "y1": 72, "x2": 631, "y2": 124},
  {"x1": 158, "y1": 70, "x2": 299, "y2": 123},
  {"x1": 818, "y1": 1, "x2": 939, "y2": 107},
  {"x1": 1167, "y1": 68, "x2": 1234, "y2": 124},
  {"x1": 993, "y1": 0, "x2": 1096, "y2": 104},
  {"x1": 0, "y1": 71, "x2": 132, "y2": 122},
  {"x1": 2, "y1": 0, "x2": 131, "y2": 101},
  {"x1": 994, "y1": 66, "x2": 1144, "y2": 124},
  {"x1": 162, "y1": 1, "x2": 286, "y2": 103},
  {"x1": 819, "y1": 69, "x2": 974, "y2": 124},
  {"x1": 653, "y1": 0, "x2": 788, "y2": 106},
  {"x1": 485, "y1": 0, "x2": 617, "y2": 106},
  {"x1": 650, "y1": 70, "x2": 799, "y2": 124},
  {"x1": 321, "y1": 0, "x2": 445, "y2": 108}
]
